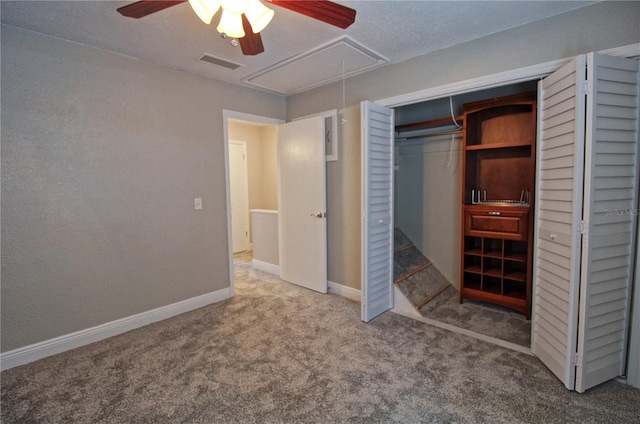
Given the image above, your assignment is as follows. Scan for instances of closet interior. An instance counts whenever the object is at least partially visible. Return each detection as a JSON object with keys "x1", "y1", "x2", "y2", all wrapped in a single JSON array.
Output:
[{"x1": 393, "y1": 81, "x2": 538, "y2": 345}]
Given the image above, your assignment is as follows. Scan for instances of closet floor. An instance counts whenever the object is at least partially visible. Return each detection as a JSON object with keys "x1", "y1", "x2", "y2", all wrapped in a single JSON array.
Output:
[
  {"x1": 420, "y1": 293, "x2": 531, "y2": 347},
  {"x1": 394, "y1": 229, "x2": 531, "y2": 348}
]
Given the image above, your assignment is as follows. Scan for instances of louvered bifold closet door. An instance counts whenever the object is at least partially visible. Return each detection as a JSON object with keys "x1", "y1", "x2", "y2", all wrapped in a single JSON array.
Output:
[
  {"x1": 361, "y1": 101, "x2": 394, "y2": 322},
  {"x1": 575, "y1": 53, "x2": 639, "y2": 393},
  {"x1": 533, "y1": 56, "x2": 586, "y2": 390}
]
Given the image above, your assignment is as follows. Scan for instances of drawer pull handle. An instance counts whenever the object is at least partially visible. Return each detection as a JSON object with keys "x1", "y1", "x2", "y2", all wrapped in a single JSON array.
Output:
[{"x1": 488, "y1": 211, "x2": 501, "y2": 216}]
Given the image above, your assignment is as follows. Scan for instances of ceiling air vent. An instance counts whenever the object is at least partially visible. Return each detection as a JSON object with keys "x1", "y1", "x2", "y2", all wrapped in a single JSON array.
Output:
[{"x1": 199, "y1": 54, "x2": 242, "y2": 70}]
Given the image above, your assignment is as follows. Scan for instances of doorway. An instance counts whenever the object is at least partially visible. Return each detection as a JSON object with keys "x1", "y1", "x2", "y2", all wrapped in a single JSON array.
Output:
[
  {"x1": 227, "y1": 120, "x2": 279, "y2": 261},
  {"x1": 223, "y1": 111, "x2": 283, "y2": 292},
  {"x1": 365, "y1": 45, "x2": 640, "y2": 391},
  {"x1": 223, "y1": 110, "x2": 329, "y2": 295}
]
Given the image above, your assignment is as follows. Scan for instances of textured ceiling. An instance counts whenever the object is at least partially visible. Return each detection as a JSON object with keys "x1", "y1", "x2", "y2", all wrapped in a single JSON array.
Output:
[{"x1": 1, "y1": 1, "x2": 596, "y2": 95}]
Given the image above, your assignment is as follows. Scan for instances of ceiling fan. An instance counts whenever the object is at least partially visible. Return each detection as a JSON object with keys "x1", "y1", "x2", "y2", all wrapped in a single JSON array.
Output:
[{"x1": 117, "y1": 0, "x2": 357, "y2": 56}]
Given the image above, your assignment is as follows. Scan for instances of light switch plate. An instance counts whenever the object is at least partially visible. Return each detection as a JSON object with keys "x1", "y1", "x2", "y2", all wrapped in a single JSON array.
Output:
[{"x1": 194, "y1": 198, "x2": 202, "y2": 210}]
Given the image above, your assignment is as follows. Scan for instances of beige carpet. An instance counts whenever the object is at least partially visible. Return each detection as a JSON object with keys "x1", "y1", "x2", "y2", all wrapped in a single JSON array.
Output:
[{"x1": 1, "y1": 256, "x2": 639, "y2": 423}]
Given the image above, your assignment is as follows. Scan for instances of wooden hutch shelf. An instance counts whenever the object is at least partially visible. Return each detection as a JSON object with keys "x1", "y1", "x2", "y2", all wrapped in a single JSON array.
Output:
[
  {"x1": 460, "y1": 92, "x2": 536, "y2": 319},
  {"x1": 465, "y1": 141, "x2": 531, "y2": 150}
]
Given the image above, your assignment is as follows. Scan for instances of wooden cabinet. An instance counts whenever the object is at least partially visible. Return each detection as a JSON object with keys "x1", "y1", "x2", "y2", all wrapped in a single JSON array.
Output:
[{"x1": 460, "y1": 93, "x2": 536, "y2": 318}]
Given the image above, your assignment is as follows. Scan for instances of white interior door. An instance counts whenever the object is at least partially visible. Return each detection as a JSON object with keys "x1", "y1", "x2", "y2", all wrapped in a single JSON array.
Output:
[
  {"x1": 278, "y1": 116, "x2": 327, "y2": 293},
  {"x1": 534, "y1": 53, "x2": 639, "y2": 392},
  {"x1": 361, "y1": 101, "x2": 395, "y2": 322},
  {"x1": 229, "y1": 141, "x2": 250, "y2": 253}
]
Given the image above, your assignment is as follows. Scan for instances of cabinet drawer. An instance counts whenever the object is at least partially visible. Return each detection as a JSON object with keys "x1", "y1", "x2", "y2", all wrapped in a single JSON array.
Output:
[{"x1": 464, "y1": 207, "x2": 528, "y2": 240}]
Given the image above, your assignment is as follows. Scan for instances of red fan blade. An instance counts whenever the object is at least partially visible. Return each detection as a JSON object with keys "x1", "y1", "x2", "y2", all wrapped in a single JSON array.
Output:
[
  {"x1": 239, "y1": 14, "x2": 265, "y2": 55},
  {"x1": 117, "y1": 1, "x2": 187, "y2": 19},
  {"x1": 267, "y1": 0, "x2": 356, "y2": 29}
]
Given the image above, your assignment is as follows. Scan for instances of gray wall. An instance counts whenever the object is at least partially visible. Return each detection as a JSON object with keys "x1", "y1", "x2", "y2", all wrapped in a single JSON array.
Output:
[
  {"x1": 286, "y1": 1, "x2": 640, "y2": 290},
  {"x1": 1, "y1": 26, "x2": 286, "y2": 352}
]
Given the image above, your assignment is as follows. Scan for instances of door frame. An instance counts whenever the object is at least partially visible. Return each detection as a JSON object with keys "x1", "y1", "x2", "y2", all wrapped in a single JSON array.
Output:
[
  {"x1": 223, "y1": 110, "x2": 284, "y2": 293},
  {"x1": 373, "y1": 43, "x2": 640, "y2": 388}
]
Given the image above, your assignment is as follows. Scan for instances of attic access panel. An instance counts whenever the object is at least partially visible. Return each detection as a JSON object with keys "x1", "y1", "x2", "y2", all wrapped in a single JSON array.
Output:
[{"x1": 244, "y1": 37, "x2": 387, "y2": 94}]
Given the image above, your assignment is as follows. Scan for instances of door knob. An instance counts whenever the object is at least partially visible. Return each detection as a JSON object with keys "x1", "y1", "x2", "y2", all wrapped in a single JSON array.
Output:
[{"x1": 310, "y1": 212, "x2": 325, "y2": 218}]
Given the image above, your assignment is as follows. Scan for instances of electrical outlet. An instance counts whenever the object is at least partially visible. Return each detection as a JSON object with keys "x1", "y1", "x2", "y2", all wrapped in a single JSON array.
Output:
[{"x1": 194, "y1": 198, "x2": 202, "y2": 210}]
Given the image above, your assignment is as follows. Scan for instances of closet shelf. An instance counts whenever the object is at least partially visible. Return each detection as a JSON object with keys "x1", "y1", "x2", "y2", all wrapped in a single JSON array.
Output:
[
  {"x1": 465, "y1": 140, "x2": 532, "y2": 150},
  {"x1": 395, "y1": 115, "x2": 464, "y2": 133}
]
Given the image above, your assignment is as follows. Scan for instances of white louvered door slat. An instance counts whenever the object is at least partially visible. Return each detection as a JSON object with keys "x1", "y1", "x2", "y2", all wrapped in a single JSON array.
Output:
[
  {"x1": 532, "y1": 55, "x2": 586, "y2": 389},
  {"x1": 576, "y1": 53, "x2": 639, "y2": 393},
  {"x1": 361, "y1": 101, "x2": 394, "y2": 322}
]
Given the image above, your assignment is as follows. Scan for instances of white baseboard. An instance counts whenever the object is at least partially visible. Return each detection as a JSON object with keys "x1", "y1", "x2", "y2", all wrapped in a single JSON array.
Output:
[
  {"x1": 251, "y1": 259, "x2": 280, "y2": 276},
  {"x1": 0, "y1": 287, "x2": 233, "y2": 371},
  {"x1": 328, "y1": 281, "x2": 361, "y2": 302}
]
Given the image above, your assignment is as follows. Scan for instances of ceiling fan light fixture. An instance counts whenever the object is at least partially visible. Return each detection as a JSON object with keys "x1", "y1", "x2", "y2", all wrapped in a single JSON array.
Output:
[
  {"x1": 188, "y1": 0, "x2": 220, "y2": 24},
  {"x1": 219, "y1": 0, "x2": 250, "y2": 15},
  {"x1": 217, "y1": 10, "x2": 245, "y2": 38},
  {"x1": 245, "y1": 0, "x2": 274, "y2": 34},
  {"x1": 117, "y1": 0, "x2": 356, "y2": 56}
]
